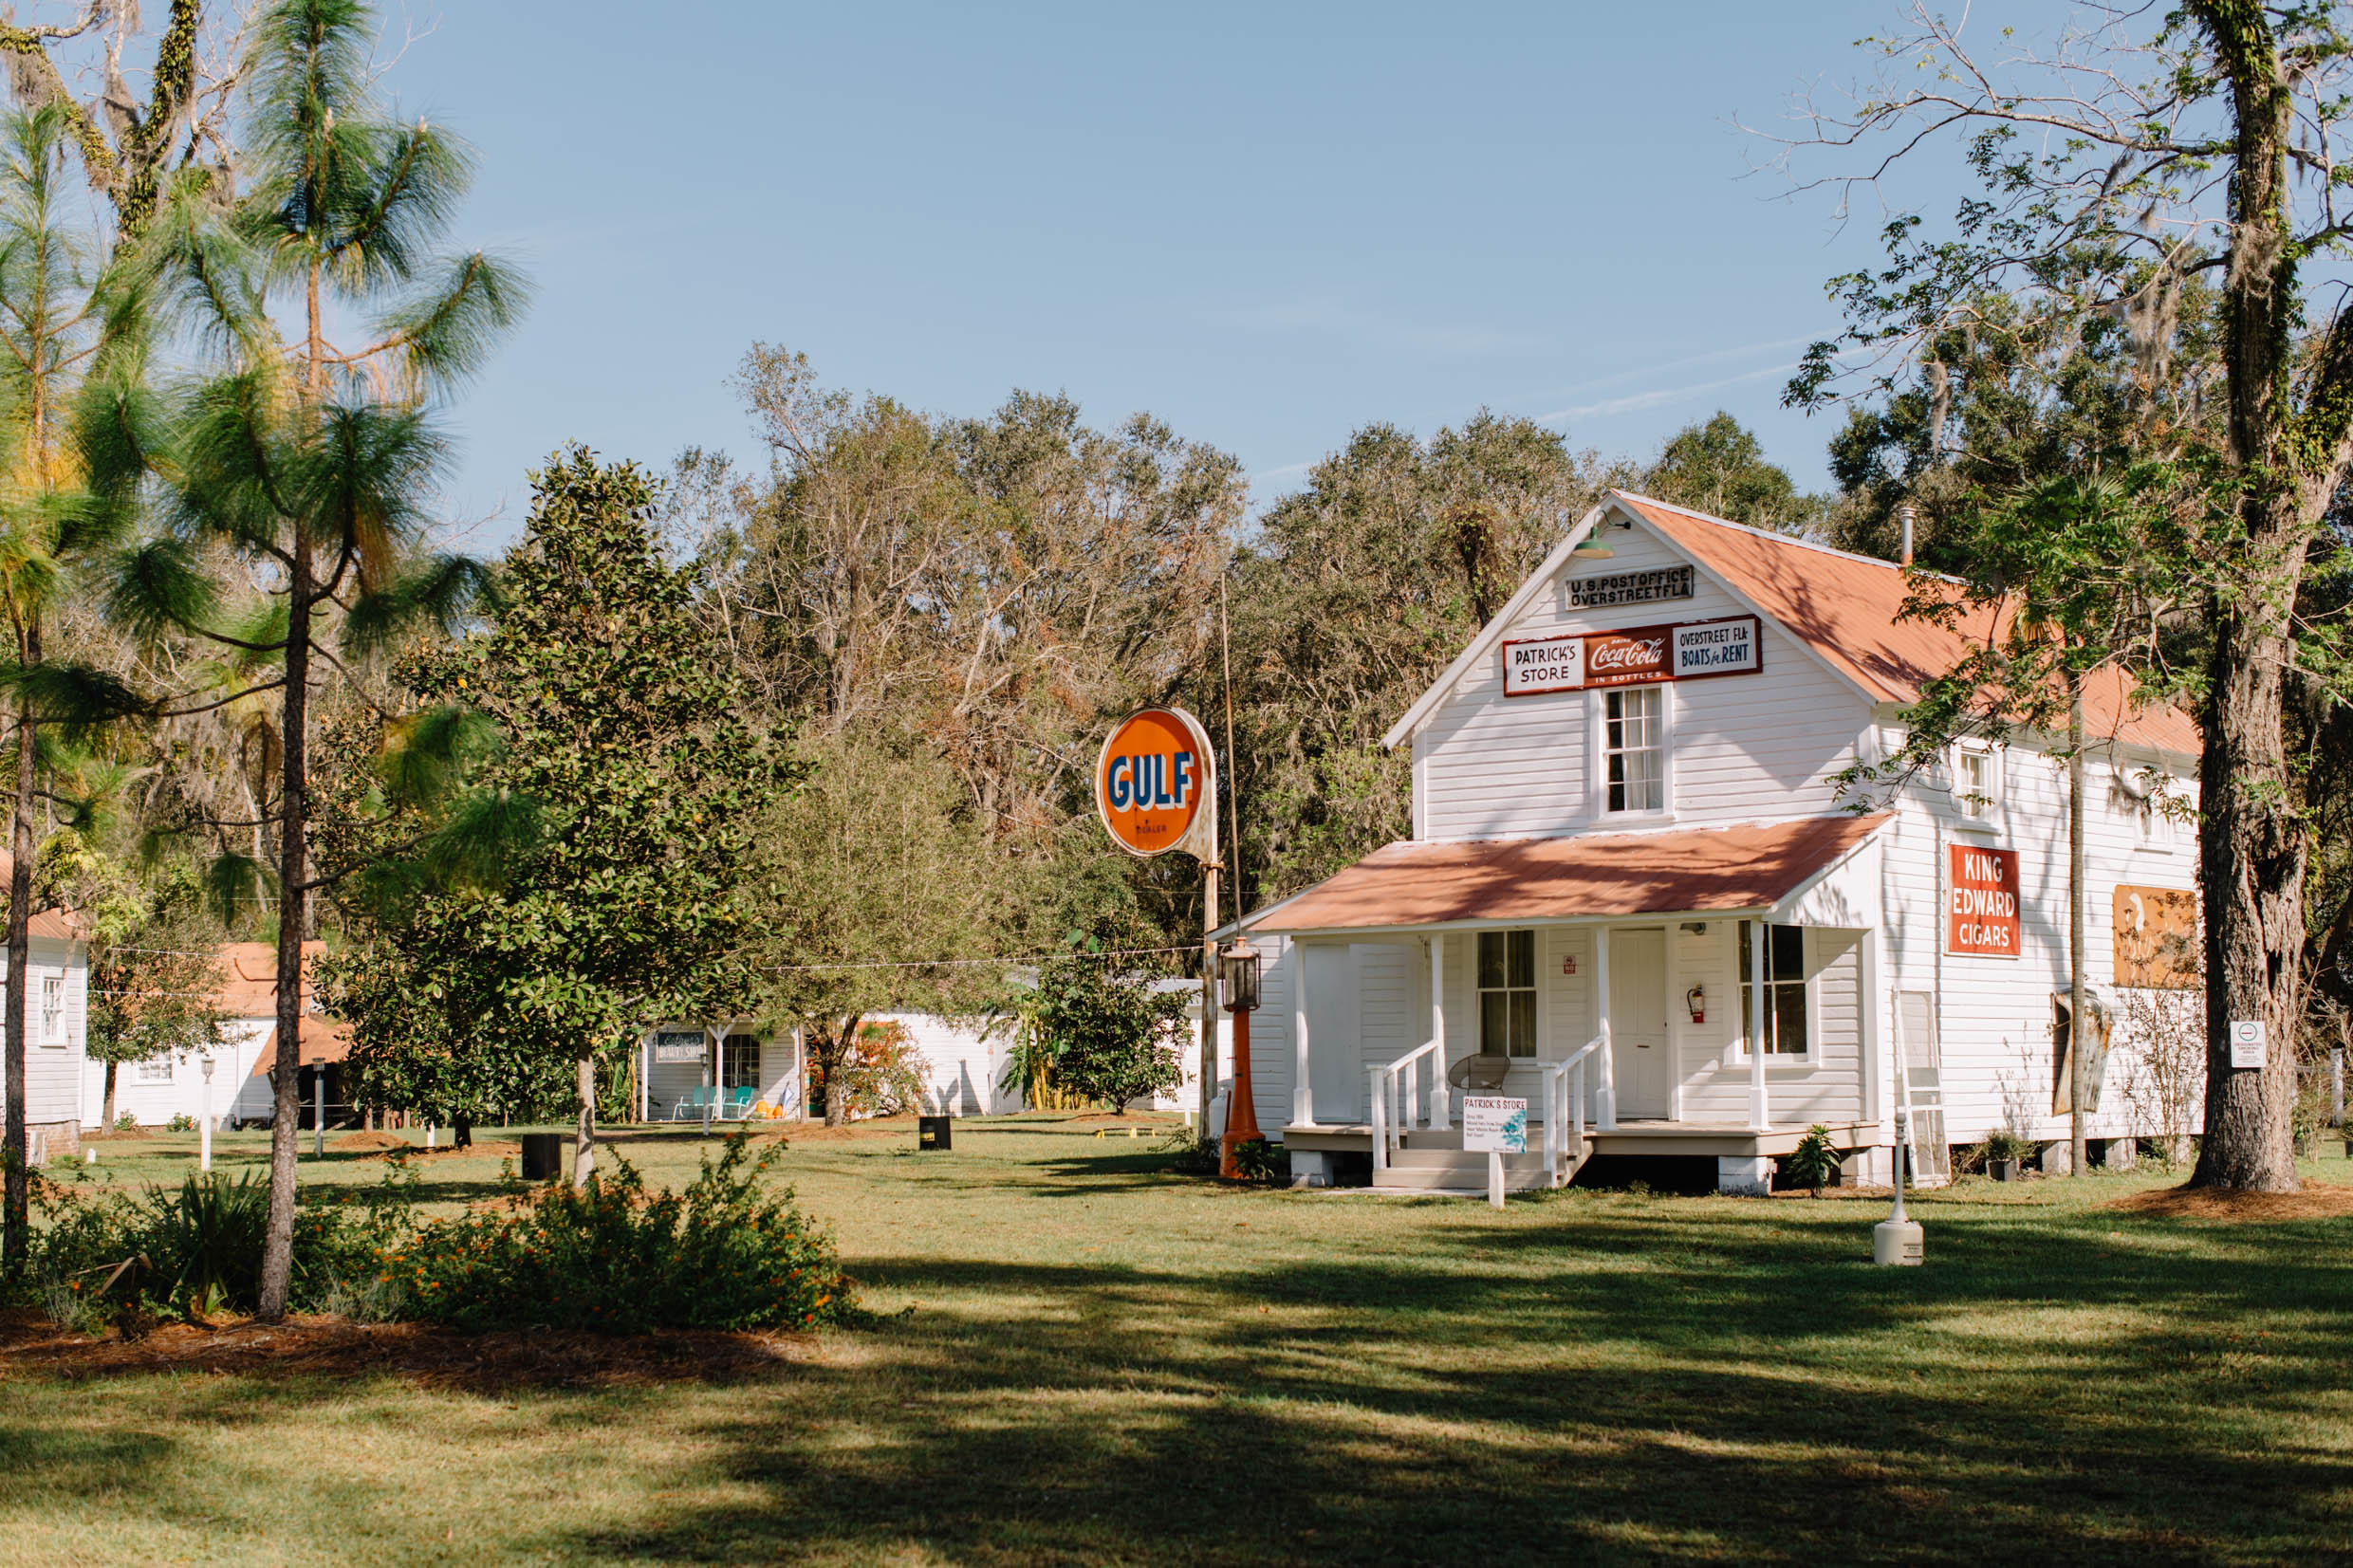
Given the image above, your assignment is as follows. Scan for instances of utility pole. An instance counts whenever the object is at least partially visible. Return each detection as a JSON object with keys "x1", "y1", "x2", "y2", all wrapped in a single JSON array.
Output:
[{"x1": 2069, "y1": 666, "x2": 2087, "y2": 1175}]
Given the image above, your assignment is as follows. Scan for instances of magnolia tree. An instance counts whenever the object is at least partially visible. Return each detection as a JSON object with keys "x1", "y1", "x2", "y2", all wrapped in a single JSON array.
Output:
[{"x1": 339, "y1": 449, "x2": 795, "y2": 1186}]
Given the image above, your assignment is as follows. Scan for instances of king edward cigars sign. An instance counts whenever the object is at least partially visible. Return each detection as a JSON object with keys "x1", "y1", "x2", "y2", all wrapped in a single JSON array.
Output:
[{"x1": 1502, "y1": 614, "x2": 1762, "y2": 696}]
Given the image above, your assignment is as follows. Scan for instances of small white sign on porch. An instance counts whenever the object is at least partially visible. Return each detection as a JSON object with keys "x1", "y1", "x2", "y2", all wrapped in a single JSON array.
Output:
[
  {"x1": 1462, "y1": 1096, "x2": 1528, "y2": 1154},
  {"x1": 653, "y1": 1030, "x2": 706, "y2": 1064},
  {"x1": 2229, "y1": 1020, "x2": 2267, "y2": 1070}
]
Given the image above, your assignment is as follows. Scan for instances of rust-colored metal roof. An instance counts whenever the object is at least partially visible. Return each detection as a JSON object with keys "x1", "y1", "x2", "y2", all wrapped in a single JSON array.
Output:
[
  {"x1": 0, "y1": 852, "x2": 90, "y2": 941},
  {"x1": 214, "y1": 941, "x2": 326, "y2": 1018},
  {"x1": 1246, "y1": 814, "x2": 1890, "y2": 934},
  {"x1": 1615, "y1": 494, "x2": 2200, "y2": 755},
  {"x1": 249, "y1": 1015, "x2": 354, "y2": 1074}
]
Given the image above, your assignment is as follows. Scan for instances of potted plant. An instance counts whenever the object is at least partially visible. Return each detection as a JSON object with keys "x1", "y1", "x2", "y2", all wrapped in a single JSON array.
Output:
[{"x1": 1983, "y1": 1130, "x2": 2029, "y2": 1183}]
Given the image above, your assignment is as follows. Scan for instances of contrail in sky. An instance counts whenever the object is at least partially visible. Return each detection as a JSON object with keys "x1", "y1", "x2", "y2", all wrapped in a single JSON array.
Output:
[{"x1": 1537, "y1": 362, "x2": 1800, "y2": 425}]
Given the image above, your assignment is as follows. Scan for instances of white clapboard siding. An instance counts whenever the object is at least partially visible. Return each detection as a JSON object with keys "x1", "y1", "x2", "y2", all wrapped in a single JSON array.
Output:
[
  {"x1": 24, "y1": 938, "x2": 88, "y2": 1125},
  {"x1": 1673, "y1": 923, "x2": 1864, "y2": 1127},
  {"x1": 1876, "y1": 724, "x2": 2200, "y2": 1147},
  {"x1": 1414, "y1": 526, "x2": 1872, "y2": 841}
]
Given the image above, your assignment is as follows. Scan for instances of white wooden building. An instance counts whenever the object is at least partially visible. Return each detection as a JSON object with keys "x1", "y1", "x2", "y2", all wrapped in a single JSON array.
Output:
[
  {"x1": 83, "y1": 942, "x2": 345, "y2": 1132},
  {"x1": 15, "y1": 906, "x2": 92, "y2": 1160},
  {"x1": 1223, "y1": 490, "x2": 2203, "y2": 1194},
  {"x1": 636, "y1": 996, "x2": 1223, "y2": 1122}
]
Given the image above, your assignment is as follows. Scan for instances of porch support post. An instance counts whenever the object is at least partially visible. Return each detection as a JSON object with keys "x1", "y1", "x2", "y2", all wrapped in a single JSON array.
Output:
[
  {"x1": 1862, "y1": 926, "x2": 1886, "y2": 1136},
  {"x1": 1748, "y1": 918, "x2": 1769, "y2": 1129},
  {"x1": 1594, "y1": 926, "x2": 1617, "y2": 1131},
  {"x1": 1430, "y1": 934, "x2": 1450, "y2": 1130},
  {"x1": 1291, "y1": 939, "x2": 1312, "y2": 1129}
]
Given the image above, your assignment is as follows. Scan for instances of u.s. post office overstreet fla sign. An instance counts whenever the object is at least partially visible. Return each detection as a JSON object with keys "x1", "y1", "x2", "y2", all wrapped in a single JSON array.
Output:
[
  {"x1": 1096, "y1": 707, "x2": 1218, "y2": 859},
  {"x1": 1499, "y1": 614, "x2": 1762, "y2": 697}
]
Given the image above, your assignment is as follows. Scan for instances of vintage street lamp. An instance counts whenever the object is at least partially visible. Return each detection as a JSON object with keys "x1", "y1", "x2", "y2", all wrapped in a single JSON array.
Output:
[{"x1": 1217, "y1": 937, "x2": 1266, "y2": 1178}]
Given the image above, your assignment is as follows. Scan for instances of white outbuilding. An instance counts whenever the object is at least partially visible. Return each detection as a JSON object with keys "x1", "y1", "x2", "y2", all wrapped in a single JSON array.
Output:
[{"x1": 1220, "y1": 490, "x2": 2203, "y2": 1194}]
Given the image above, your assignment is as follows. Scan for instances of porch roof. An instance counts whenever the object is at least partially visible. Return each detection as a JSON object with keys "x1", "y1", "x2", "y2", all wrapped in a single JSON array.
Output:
[{"x1": 1241, "y1": 814, "x2": 1890, "y2": 935}]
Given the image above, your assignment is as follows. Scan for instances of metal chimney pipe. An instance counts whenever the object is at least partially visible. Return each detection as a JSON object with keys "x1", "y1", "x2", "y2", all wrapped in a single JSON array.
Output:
[{"x1": 1897, "y1": 503, "x2": 1917, "y2": 567}]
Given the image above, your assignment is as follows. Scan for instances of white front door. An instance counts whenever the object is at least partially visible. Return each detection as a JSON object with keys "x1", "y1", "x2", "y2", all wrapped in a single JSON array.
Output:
[{"x1": 1608, "y1": 929, "x2": 1670, "y2": 1119}]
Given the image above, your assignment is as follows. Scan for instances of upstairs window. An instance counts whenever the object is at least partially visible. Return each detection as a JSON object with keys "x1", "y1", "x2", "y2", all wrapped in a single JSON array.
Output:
[
  {"x1": 1477, "y1": 930, "x2": 1537, "y2": 1058},
  {"x1": 1954, "y1": 742, "x2": 2001, "y2": 821},
  {"x1": 1739, "y1": 924, "x2": 1808, "y2": 1056},
  {"x1": 1605, "y1": 686, "x2": 1665, "y2": 813},
  {"x1": 37, "y1": 974, "x2": 63, "y2": 1045}
]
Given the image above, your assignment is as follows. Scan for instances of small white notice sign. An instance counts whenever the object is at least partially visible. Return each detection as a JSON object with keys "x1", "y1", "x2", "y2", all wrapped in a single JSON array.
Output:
[
  {"x1": 1462, "y1": 1096, "x2": 1528, "y2": 1154},
  {"x1": 2229, "y1": 1020, "x2": 2267, "y2": 1070}
]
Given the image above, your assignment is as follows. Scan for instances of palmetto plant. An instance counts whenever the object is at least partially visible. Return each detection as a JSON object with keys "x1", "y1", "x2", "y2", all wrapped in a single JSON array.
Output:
[{"x1": 104, "y1": 0, "x2": 525, "y2": 1317}]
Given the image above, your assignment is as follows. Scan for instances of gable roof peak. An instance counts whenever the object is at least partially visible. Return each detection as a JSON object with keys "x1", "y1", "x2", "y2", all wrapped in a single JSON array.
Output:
[{"x1": 1600, "y1": 489, "x2": 1962, "y2": 584}]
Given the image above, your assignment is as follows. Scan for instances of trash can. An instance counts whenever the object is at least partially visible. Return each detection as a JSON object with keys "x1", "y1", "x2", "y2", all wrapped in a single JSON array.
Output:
[
  {"x1": 918, "y1": 1116, "x2": 953, "y2": 1152},
  {"x1": 520, "y1": 1132, "x2": 565, "y2": 1181}
]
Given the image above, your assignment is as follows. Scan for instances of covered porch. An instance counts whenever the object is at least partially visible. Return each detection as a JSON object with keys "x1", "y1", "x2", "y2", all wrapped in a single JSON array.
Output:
[{"x1": 1242, "y1": 816, "x2": 1896, "y2": 1194}]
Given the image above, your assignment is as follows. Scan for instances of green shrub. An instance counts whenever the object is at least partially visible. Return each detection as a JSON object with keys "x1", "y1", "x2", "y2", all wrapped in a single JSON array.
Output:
[
  {"x1": 387, "y1": 1135, "x2": 852, "y2": 1333},
  {"x1": 165, "y1": 1113, "x2": 196, "y2": 1133},
  {"x1": 1227, "y1": 1137, "x2": 1288, "y2": 1186},
  {"x1": 1982, "y1": 1129, "x2": 2035, "y2": 1167},
  {"x1": 112, "y1": 1112, "x2": 138, "y2": 1132},
  {"x1": 1783, "y1": 1125, "x2": 1842, "y2": 1194}
]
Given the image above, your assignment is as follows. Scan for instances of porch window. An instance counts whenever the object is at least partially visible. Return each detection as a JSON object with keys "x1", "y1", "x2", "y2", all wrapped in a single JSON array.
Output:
[
  {"x1": 135, "y1": 1055, "x2": 175, "y2": 1083},
  {"x1": 1605, "y1": 686, "x2": 1665, "y2": 813},
  {"x1": 720, "y1": 1033, "x2": 762, "y2": 1091},
  {"x1": 1477, "y1": 930, "x2": 1537, "y2": 1058},
  {"x1": 1739, "y1": 923, "x2": 1808, "y2": 1056}
]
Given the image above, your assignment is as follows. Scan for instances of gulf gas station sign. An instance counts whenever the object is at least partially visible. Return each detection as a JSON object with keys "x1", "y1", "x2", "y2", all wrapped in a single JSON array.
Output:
[{"x1": 1096, "y1": 708, "x2": 1216, "y2": 858}]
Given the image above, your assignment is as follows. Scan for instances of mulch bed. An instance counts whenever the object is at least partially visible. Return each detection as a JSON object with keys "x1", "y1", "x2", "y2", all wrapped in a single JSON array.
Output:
[
  {"x1": 2102, "y1": 1180, "x2": 2353, "y2": 1221},
  {"x1": 0, "y1": 1309, "x2": 819, "y2": 1391}
]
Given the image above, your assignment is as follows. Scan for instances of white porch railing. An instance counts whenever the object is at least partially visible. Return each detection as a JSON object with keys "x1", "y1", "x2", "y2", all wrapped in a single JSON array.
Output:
[
  {"x1": 1541, "y1": 1033, "x2": 1607, "y2": 1187},
  {"x1": 1370, "y1": 1038, "x2": 1449, "y2": 1174}
]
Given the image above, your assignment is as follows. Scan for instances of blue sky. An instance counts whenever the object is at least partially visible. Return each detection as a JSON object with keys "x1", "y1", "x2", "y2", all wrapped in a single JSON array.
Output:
[{"x1": 389, "y1": 0, "x2": 1945, "y2": 544}]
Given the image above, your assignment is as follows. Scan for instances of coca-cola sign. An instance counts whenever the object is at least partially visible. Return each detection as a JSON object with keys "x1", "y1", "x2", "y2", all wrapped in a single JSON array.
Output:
[
  {"x1": 1501, "y1": 615, "x2": 1761, "y2": 695},
  {"x1": 1584, "y1": 626, "x2": 1674, "y2": 686}
]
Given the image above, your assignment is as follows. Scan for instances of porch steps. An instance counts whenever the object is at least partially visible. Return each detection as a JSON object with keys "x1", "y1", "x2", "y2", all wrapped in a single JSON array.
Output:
[{"x1": 1373, "y1": 1146, "x2": 1564, "y2": 1193}]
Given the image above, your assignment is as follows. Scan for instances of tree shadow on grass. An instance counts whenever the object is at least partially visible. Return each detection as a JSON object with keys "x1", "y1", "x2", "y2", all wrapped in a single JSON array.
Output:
[{"x1": 558, "y1": 1208, "x2": 2353, "y2": 1566}]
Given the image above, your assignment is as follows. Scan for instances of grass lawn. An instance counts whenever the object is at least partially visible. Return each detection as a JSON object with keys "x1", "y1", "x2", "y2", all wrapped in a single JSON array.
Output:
[{"x1": 3, "y1": 1116, "x2": 2350, "y2": 1566}]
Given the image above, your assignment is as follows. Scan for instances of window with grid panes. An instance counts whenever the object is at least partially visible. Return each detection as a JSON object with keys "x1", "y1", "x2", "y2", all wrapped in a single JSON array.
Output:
[
  {"x1": 720, "y1": 1033, "x2": 761, "y2": 1090},
  {"x1": 1739, "y1": 924, "x2": 1808, "y2": 1056},
  {"x1": 1605, "y1": 686, "x2": 1664, "y2": 812},
  {"x1": 1477, "y1": 930, "x2": 1537, "y2": 1058},
  {"x1": 1955, "y1": 744, "x2": 1999, "y2": 819}
]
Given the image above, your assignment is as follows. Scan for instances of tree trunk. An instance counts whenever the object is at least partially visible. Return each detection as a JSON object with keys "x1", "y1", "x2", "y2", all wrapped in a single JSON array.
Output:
[
  {"x1": 2184, "y1": 3, "x2": 2313, "y2": 1191},
  {"x1": 572, "y1": 1054, "x2": 597, "y2": 1188},
  {"x1": 3, "y1": 701, "x2": 34, "y2": 1273},
  {"x1": 820, "y1": 1014, "x2": 862, "y2": 1128},
  {"x1": 102, "y1": 1060, "x2": 119, "y2": 1131},
  {"x1": 255, "y1": 544, "x2": 313, "y2": 1319},
  {"x1": 2190, "y1": 585, "x2": 2306, "y2": 1190},
  {"x1": 453, "y1": 1114, "x2": 472, "y2": 1151}
]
